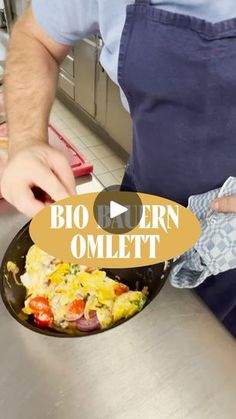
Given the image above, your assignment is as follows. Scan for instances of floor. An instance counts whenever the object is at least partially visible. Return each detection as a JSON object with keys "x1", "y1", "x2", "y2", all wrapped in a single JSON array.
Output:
[{"x1": 50, "y1": 98, "x2": 126, "y2": 188}]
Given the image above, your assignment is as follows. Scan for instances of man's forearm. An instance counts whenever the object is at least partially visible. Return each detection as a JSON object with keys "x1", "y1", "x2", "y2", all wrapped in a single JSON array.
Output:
[
  {"x1": 1, "y1": 9, "x2": 75, "y2": 216},
  {"x1": 5, "y1": 10, "x2": 66, "y2": 155}
]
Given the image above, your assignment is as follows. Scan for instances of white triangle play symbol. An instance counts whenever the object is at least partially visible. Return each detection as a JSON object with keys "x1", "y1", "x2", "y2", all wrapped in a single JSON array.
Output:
[{"x1": 110, "y1": 201, "x2": 128, "y2": 219}]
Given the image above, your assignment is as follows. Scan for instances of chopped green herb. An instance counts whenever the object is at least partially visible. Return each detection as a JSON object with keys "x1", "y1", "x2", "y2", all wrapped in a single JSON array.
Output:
[
  {"x1": 131, "y1": 296, "x2": 147, "y2": 310},
  {"x1": 70, "y1": 264, "x2": 80, "y2": 275}
]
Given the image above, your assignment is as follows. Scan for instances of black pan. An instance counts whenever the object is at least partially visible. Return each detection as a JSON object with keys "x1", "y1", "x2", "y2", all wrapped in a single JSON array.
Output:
[{"x1": 0, "y1": 222, "x2": 171, "y2": 338}]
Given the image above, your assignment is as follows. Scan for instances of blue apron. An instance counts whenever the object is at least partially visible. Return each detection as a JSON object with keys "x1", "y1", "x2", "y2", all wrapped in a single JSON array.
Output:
[{"x1": 119, "y1": 0, "x2": 236, "y2": 336}]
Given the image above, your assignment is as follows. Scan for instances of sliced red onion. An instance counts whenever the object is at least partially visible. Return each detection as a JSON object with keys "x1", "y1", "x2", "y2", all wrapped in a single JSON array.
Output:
[
  {"x1": 76, "y1": 311, "x2": 100, "y2": 332},
  {"x1": 65, "y1": 312, "x2": 84, "y2": 322}
]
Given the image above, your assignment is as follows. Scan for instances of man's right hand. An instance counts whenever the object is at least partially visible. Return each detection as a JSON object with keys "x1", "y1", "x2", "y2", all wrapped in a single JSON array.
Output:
[
  {"x1": 1, "y1": 143, "x2": 76, "y2": 217},
  {"x1": 3, "y1": 6, "x2": 74, "y2": 217}
]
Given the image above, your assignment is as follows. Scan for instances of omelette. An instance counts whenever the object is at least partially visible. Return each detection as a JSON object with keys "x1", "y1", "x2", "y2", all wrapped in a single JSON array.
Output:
[{"x1": 20, "y1": 245, "x2": 148, "y2": 332}]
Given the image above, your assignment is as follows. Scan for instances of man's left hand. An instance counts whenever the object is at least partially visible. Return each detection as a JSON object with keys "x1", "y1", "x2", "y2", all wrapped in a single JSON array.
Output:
[{"x1": 211, "y1": 196, "x2": 236, "y2": 213}]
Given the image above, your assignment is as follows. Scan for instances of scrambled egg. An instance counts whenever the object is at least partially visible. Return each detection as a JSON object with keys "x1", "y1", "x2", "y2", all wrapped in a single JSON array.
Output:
[{"x1": 21, "y1": 245, "x2": 147, "y2": 330}]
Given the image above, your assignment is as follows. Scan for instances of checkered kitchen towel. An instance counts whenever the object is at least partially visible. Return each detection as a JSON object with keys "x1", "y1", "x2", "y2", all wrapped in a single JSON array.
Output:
[{"x1": 169, "y1": 177, "x2": 236, "y2": 288}]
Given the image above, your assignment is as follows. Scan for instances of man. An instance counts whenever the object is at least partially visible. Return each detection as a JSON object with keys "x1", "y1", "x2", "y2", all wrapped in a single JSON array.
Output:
[{"x1": 1, "y1": 0, "x2": 236, "y2": 336}]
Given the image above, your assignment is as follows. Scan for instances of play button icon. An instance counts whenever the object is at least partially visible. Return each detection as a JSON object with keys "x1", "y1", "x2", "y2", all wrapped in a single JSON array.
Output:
[
  {"x1": 110, "y1": 201, "x2": 128, "y2": 219},
  {"x1": 93, "y1": 185, "x2": 143, "y2": 234}
]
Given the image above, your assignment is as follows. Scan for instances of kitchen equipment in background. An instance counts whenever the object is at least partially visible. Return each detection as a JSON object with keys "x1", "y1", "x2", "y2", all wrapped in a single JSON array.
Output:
[
  {"x1": 74, "y1": 37, "x2": 97, "y2": 117},
  {"x1": 11, "y1": 0, "x2": 30, "y2": 18},
  {"x1": 0, "y1": 2, "x2": 10, "y2": 62},
  {"x1": 59, "y1": 49, "x2": 75, "y2": 100},
  {"x1": 0, "y1": 221, "x2": 171, "y2": 337},
  {"x1": 49, "y1": 124, "x2": 93, "y2": 177},
  {"x1": 0, "y1": 9, "x2": 6, "y2": 28},
  {"x1": 0, "y1": 123, "x2": 94, "y2": 199},
  {"x1": 58, "y1": 36, "x2": 133, "y2": 156}
]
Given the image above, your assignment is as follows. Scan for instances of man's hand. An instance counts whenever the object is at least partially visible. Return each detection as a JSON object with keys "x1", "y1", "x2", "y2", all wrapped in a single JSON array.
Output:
[
  {"x1": 1, "y1": 143, "x2": 76, "y2": 217},
  {"x1": 211, "y1": 196, "x2": 236, "y2": 213},
  {"x1": 3, "y1": 7, "x2": 72, "y2": 216}
]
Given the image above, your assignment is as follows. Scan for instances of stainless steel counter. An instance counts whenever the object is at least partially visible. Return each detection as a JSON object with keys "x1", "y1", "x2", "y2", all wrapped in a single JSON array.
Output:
[{"x1": 0, "y1": 175, "x2": 236, "y2": 419}]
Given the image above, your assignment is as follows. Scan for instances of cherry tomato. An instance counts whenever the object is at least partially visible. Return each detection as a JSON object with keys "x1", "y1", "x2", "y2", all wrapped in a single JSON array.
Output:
[
  {"x1": 34, "y1": 311, "x2": 53, "y2": 328},
  {"x1": 115, "y1": 283, "x2": 129, "y2": 296},
  {"x1": 29, "y1": 297, "x2": 50, "y2": 314},
  {"x1": 66, "y1": 299, "x2": 85, "y2": 321}
]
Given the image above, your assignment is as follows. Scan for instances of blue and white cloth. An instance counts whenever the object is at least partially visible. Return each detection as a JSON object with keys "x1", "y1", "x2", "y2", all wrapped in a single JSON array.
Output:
[{"x1": 169, "y1": 177, "x2": 236, "y2": 288}]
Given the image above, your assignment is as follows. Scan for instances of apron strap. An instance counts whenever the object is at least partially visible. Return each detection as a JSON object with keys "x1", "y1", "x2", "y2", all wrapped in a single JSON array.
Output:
[{"x1": 135, "y1": 0, "x2": 150, "y2": 5}]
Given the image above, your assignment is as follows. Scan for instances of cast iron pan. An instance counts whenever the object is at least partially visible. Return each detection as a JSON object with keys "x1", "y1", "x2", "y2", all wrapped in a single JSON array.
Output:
[{"x1": 0, "y1": 222, "x2": 171, "y2": 338}]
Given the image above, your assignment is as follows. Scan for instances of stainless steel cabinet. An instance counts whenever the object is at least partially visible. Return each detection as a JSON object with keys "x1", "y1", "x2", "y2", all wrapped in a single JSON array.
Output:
[
  {"x1": 59, "y1": 49, "x2": 75, "y2": 100},
  {"x1": 58, "y1": 38, "x2": 132, "y2": 155},
  {"x1": 95, "y1": 38, "x2": 132, "y2": 153},
  {"x1": 95, "y1": 43, "x2": 107, "y2": 128},
  {"x1": 105, "y1": 79, "x2": 132, "y2": 154},
  {"x1": 58, "y1": 72, "x2": 75, "y2": 100},
  {"x1": 74, "y1": 37, "x2": 97, "y2": 118},
  {"x1": 61, "y1": 54, "x2": 74, "y2": 78}
]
